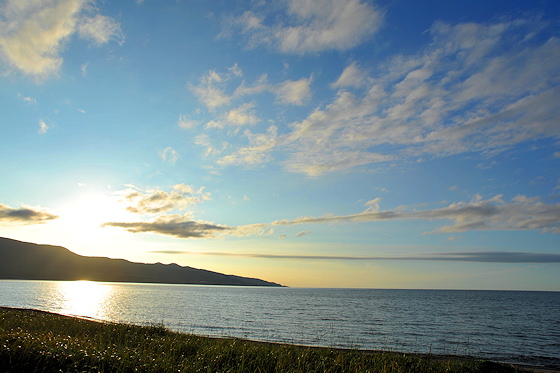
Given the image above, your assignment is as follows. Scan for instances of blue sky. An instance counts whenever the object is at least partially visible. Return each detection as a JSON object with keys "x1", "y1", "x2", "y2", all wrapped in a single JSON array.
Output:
[{"x1": 1, "y1": 0, "x2": 559, "y2": 290}]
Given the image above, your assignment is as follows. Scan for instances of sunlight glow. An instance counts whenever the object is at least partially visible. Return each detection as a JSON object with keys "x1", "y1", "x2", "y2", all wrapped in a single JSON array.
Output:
[
  {"x1": 57, "y1": 281, "x2": 112, "y2": 319},
  {"x1": 47, "y1": 192, "x2": 135, "y2": 256},
  {"x1": 56, "y1": 193, "x2": 128, "y2": 233}
]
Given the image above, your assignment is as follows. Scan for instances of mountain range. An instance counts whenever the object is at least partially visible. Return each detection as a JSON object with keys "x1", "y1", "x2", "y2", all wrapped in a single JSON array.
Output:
[{"x1": 0, "y1": 237, "x2": 282, "y2": 286}]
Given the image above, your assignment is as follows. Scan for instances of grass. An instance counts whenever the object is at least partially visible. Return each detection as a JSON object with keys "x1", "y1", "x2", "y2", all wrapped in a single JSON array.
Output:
[{"x1": 0, "y1": 307, "x2": 527, "y2": 373}]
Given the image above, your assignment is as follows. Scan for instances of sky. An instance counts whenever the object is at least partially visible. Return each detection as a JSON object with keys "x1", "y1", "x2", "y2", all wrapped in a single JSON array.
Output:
[{"x1": 1, "y1": 0, "x2": 560, "y2": 290}]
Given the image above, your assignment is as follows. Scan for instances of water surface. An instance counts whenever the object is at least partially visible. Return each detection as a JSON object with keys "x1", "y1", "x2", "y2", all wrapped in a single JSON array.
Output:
[{"x1": 1, "y1": 280, "x2": 558, "y2": 369}]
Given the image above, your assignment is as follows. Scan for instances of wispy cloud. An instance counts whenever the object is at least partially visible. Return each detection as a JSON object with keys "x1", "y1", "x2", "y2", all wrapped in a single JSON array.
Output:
[
  {"x1": 0, "y1": 203, "x2": 58, "y2": 224},
  {"x1": 190, "y1": 66, "x2": 313, "y2": 112},
  {"x1": 38, "y1": 120, "x2": 49, "y2": 134},
  {"x1": 77, "y1": 14, "x2": 124, "y2": 45},
  {"x1": 160, "y1": 147, "x2": 179, "y2": 164},
  {"x1": 227, "y1": 0, "x2": 383, "y2": 54},
  {"x1": 17, "y1": 93, "x2": 36, "y2": 104},
  {"x1": 331, "y1": 62, "x2": 370, "y2": 89},
  {"x1": 295, "y1": 230, "x2": 311, "y2": 237},
  {"x1": 0, "y1": 0, "x2": 123, "y2": 79},
  {"x1": 273, "y1": 195, "x2": 560, "y2": 235},
  {"x1": 217, "y1": 125, "x2": 278, "y2": 167},
  {"x1": 206, "y1": 103, "x2": 260, "y2": 129},
  {"x1": 148, "y1": 250, "x2": 560, "y2": 263},
  {"x1": 194, "y1": 134, "x2": 225, "y2": 157},
  {"x1": 178, "y1": 114, "x2": 201, "y2": 129},
  {"x1": 190, "y1": 68, "x2": 234, "y2": 110},
  {"x1": 274, "y1": 78, "x2": 312, "y2": 105}
]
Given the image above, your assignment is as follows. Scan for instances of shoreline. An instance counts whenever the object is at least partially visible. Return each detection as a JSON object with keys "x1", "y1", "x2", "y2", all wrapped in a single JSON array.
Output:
[{"x1": 1, "y1": 306, "x2": 559, "y2": 372}]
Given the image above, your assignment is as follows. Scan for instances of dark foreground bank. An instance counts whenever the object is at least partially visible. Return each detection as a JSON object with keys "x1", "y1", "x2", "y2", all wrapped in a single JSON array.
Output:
[{"x1": 0, "y1": 307, "x2": 553, "y2": 373}]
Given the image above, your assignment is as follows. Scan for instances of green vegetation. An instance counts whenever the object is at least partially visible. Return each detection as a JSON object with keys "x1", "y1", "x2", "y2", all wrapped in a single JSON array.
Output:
[{"x1": 0, "y1": 307, "x2": 524, "y2": 372}]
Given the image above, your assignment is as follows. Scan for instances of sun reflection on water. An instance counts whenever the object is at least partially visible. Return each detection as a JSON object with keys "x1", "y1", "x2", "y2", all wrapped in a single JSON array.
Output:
[{"x1": 57, "y1": 281, "x2": 111, "y2": 319}]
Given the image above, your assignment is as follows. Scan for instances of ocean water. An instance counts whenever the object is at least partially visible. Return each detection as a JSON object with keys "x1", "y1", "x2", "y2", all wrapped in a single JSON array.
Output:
[{"x1": 0, "y1": 280, "x2": 558, "y2": 369}]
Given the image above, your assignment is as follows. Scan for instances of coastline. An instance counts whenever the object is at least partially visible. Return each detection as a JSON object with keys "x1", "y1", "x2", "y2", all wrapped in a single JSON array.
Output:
[{"x1": 1, "y1": 306, "x2": 558, "y2": 372}]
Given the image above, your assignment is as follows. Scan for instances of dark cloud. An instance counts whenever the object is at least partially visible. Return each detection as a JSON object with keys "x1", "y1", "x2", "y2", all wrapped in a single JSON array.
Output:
[
  {"x1": 0, "y1": 203, "x2": 58, "y2": 224},
  {"x1": 148, "y1": 250, "x2": 560, "y2": 263},
  {"x1": 424, "y1": 252, "x2": 560, "y2": 263},
  {"x1": 102, "y1": 214, "x2": 229, "y2": 239}
]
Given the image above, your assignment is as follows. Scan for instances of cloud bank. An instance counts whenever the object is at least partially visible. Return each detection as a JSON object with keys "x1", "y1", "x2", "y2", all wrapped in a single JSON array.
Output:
[{"x1": 149, "y1": 250, "x2": 560, "y2": 263}]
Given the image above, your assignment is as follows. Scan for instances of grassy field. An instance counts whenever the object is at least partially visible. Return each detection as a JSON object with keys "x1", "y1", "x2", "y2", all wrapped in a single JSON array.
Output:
[{"x1": 0, "y1": 307, "x2": 527, "y2": 372}]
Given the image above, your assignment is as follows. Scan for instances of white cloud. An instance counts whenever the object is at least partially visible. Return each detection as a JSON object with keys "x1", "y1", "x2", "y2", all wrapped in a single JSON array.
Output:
[
  {"x1": 295, "y1": 230, "x2": 311, "y2": 237},
  {"x1": 17, "y1": 93, "x2": 36, "y2": 104},
  {"x1": 194, "y1": 134, "x2": 226, "y2": 158},
  {"x1": 331, "y1": 62, "x2": 369, "y2": 88},
  {"x1": 121, "y1": 184, "x2": 209, "y2": 215},
  {"x1": 160, "y1": 147, "x2": 179, "y2": 164},
  {"x1": 191, "y1": 66, "x2": 313, "y2": 112},
  {"x1": 275, "y1": 78, "x2": 312, "y2": 105},
  {"x1": 218, "y1": 125, "x2": 278, "y2": 167},
  {"x1": 233, "y1": 74, "x2": 271, "y2": 97},
  {"x1": 225, "y1": 223, "x2": 270, "y2": 237},
  {"x1": 38, "y1": 120, "x2": 49, "y2": 134},
  {"x1": 364, "y1": 198, "x2": 381, "y2": 212},
  {"x1": 0, "y1": 0, "x2": 81, "y2": 78},
  {"x1": 77, "y1": 14, "x2": 124, "y2": 45},
  {"x1": 230, "y1": 0, "x2": 383, "y2": 54},
  {"x1": 189, "y1": 68, "x2": 235, "y2": 110},
  {"x1": 206, "y1": 103, "x2": 260, "y2": 129},
  {"x1": 178, "y1": 114, "x2": 200, "y2": 129},
  {"x1": 281, "y1": 18, "x2": 560, "y2": 175},
  {"x1": 0, "y1": 0, "x2": 123, "y2": 79},
  {"x1": 228, "y1": 63, "x2": 243, "y2": 77},
  {"x1": 285, "y1": 148, "x2": 393, "y2": 177},
  {"x1": 197, "y1": 18, "x2": 560, "y2": 177}
]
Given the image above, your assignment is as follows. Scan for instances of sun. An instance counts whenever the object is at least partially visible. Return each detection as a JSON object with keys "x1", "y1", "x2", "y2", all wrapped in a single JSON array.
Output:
[
  {"x1": 58, "y1": 193, "x2": 123, "y2": 227},
  {"x1": 51, "y1": 191, "x2": 132, "y2": 251}
]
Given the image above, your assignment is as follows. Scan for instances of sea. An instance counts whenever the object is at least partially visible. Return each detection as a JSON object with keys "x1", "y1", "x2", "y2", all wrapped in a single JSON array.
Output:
[{"x1": 0, "y1": 280, "x2": 558, "y2": 369}]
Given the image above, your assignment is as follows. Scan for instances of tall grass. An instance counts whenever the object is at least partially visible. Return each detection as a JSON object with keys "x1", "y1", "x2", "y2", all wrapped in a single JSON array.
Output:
[{"x1": 0, "y1": 307, "x2": 522, "y2": 372}]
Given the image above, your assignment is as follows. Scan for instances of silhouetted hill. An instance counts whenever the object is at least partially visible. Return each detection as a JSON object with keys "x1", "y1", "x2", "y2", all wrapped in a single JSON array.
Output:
[{"x1": 0, "y1": 237, "x2": 282, "y2": 286}]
